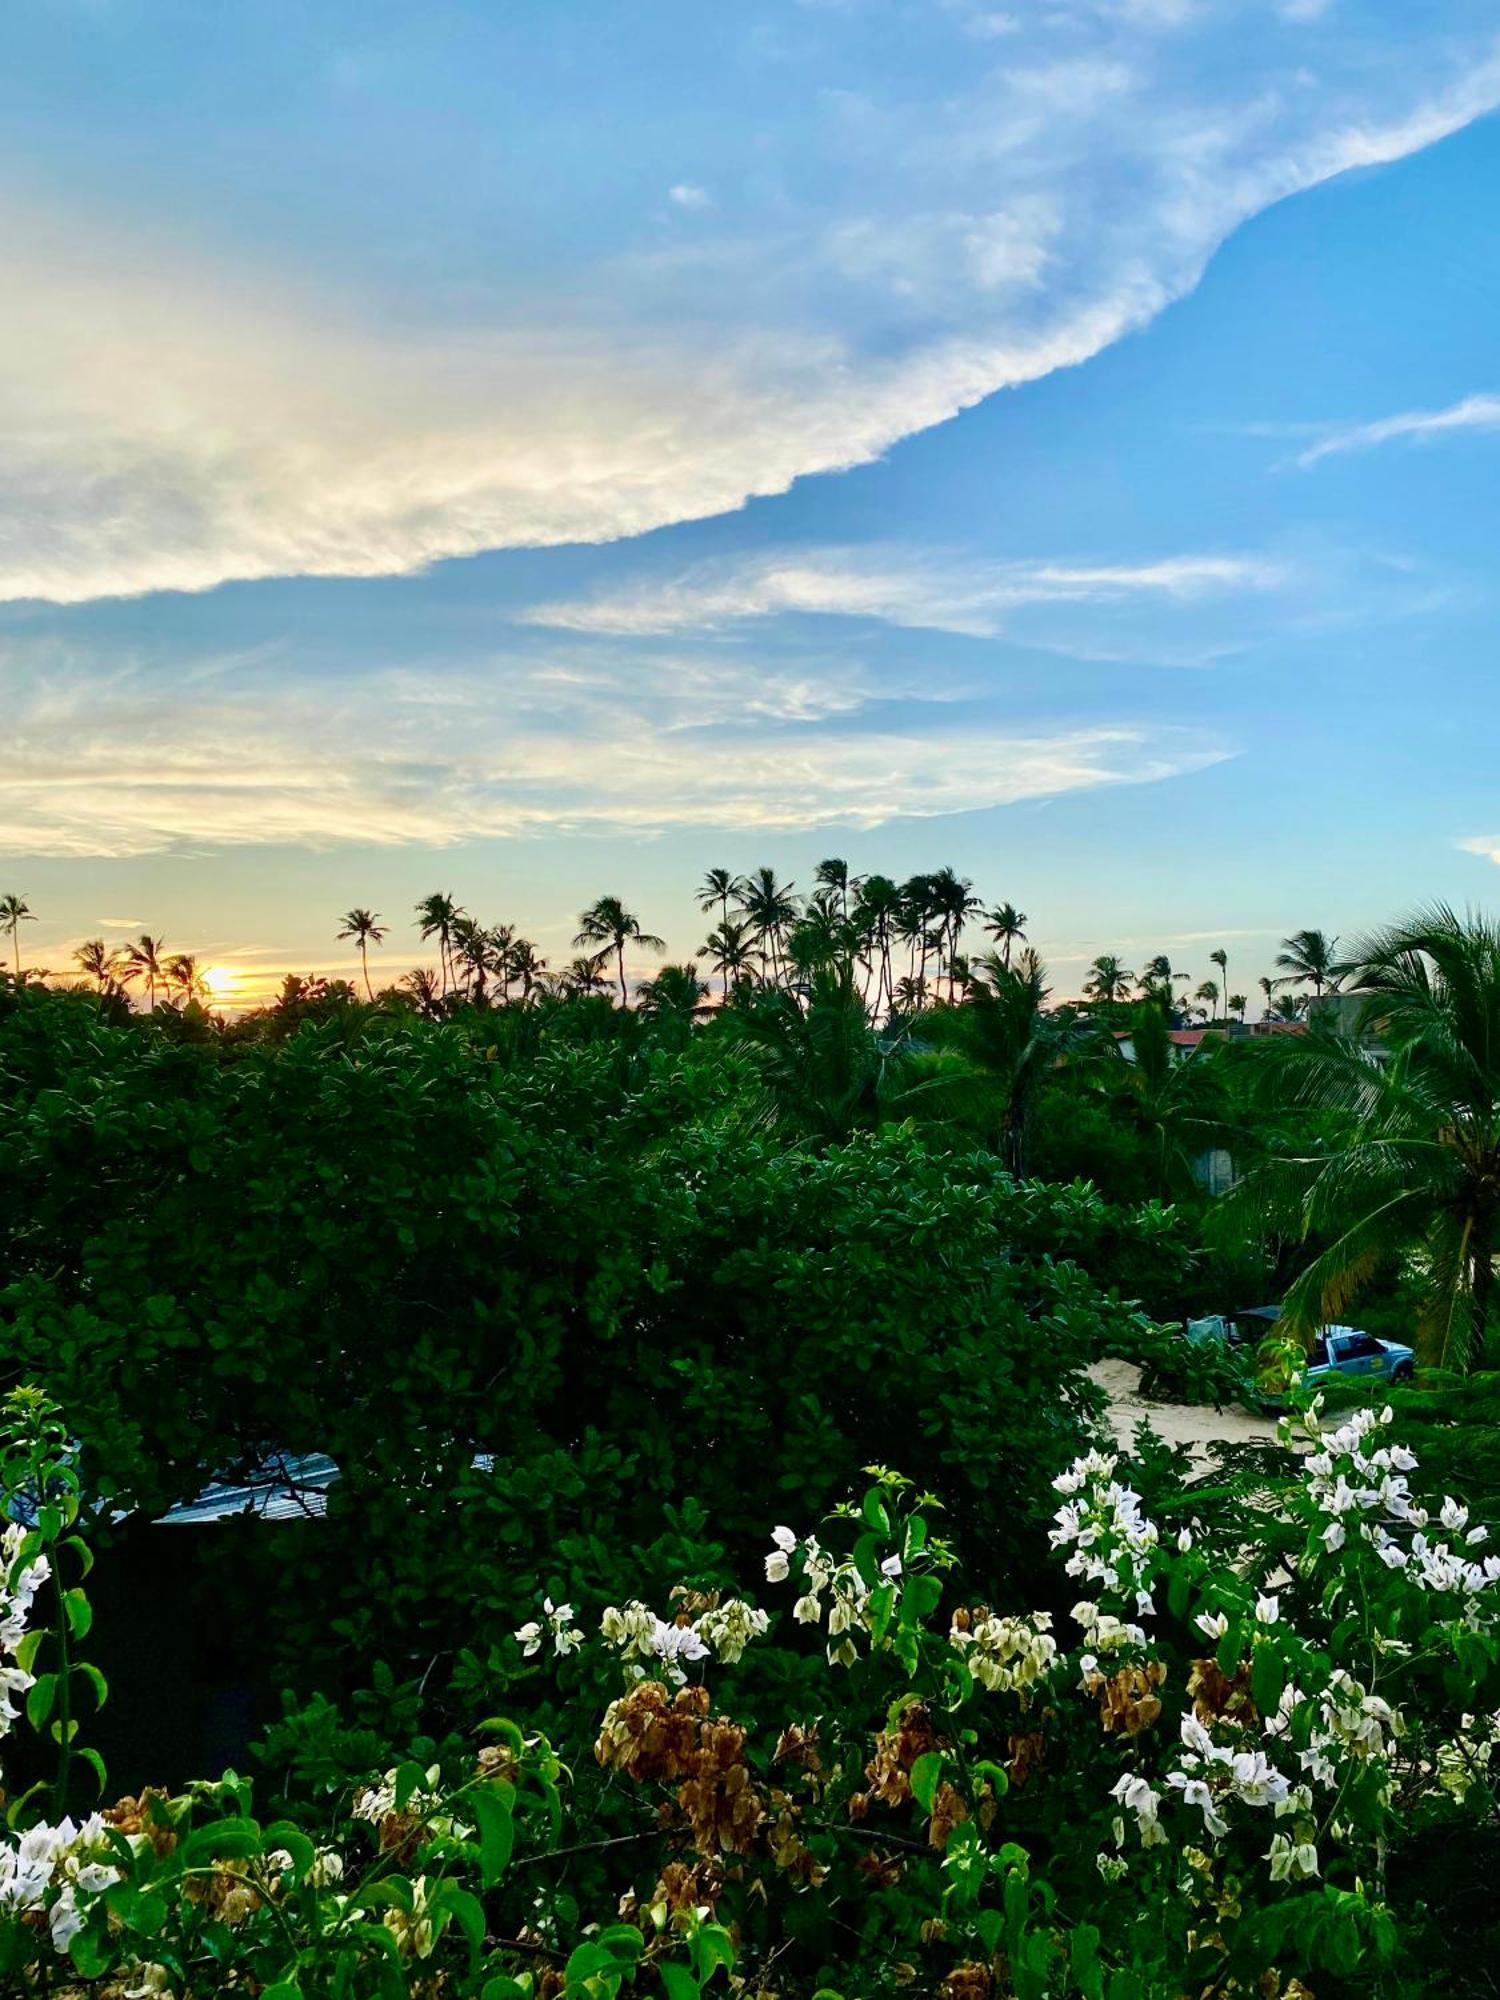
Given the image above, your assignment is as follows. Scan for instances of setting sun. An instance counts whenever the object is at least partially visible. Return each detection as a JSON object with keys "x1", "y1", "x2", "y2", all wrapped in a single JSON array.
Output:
[{"x1": 201, "y1": 964, "x2": 240, "y2": 1001}]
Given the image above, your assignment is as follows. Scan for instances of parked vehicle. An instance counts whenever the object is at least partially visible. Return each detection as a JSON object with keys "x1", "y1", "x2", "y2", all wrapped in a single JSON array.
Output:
[
  {"x1": 1305, "y1": 1325, "x2": 1415, "y2": 1385},
  {"x1": 1186, "y1": 1306, "x2": 1415, "y2": 1389}
]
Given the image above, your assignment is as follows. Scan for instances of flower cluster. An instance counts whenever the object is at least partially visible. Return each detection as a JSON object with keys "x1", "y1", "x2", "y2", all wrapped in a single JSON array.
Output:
[
  {"x1": 1049, "y1": 1452, "x2": 1160, "y2": 1617},
  {"x1": 765, "y1": 1525, "x2": 901, "y2": 1667},
  {"x1": 1293, "y1": 1402, "x2": 1500, "y2": 1611},
  {"x1": 948, "y1": 1608, "x2": 1058, "y2": 1696},
  {"x1": 599, "y1": 1597, "x2": 769, "y2": 1685},
  {"x1": 0, "y1": 1520, "x2": 49, "y2": 1740},
  {"x1": 514, "y1": 1595, "x2": 585, "y2": 1659},
  {"x1": 0, "y1": 1814, "x2": 122, "y2": 1952}
]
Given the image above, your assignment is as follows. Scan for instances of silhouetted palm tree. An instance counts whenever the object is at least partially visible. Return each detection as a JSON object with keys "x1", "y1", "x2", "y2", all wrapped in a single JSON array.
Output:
[
  {"x1": 125, "y1": 935, "x2": 168, "y2": 1010},
  {"x1": 166, "y1": 953, "x2": 206, "y2": 1004},
  {"x1": 699, "y1": 918, "x2": 756, "y2": 999},
  {"x1": 1229, "y1": 992, "x2": 1248, "y2": 1022},
  {"x1": 561, "y1": 953, "x2": 611, "y2": 997},
  {"x1": 1084, "y1": 955, "x2": 1134, "y2": 1007},
  {"x1": 337, "y1": 909, "x2": 387, "y2": 1001},
  {"x1": 1258, "y1": 975, "x2": 1276, "y2": 1020},
  {"x1": 697, "y1": 868, "x2": 742, "y2": 934},
  {"x1": 415, "y1": 892, "x2": 461, "y2": 995},
  {"x1": 1195, "y1": 979, "x2": 1220, "y2": 1020},
  {"x1": 574, "y1": 896, "x2": 665, "y2": 1006},
  {"x1": 981, "y1": 902, "x2": 1028, "y2": 970},
  {"x1": 1210, "y1": 947, "x2": 1228, "y2": 1006},
  {"x1": 401, "y1": 967, "x2": 444, "y2": 1016},
  {"x1": 73, "y1": 939, "x2": 123, "y2": 993},
  {"x1": 637, "y1": 962, "x2": 708, "y2": 1020},
  {"x1": 852, "y1": 874, "x2": 902, "y2": 1018},
  {"x1": 927, "y1": 866, "x2": 983, "y2": 1000},
  {"x1": 1, "y1": 894, "x2": 34, "y2": 978},
  {"x1": 734, "y1": 868, "x2": 799, "y2": 988},
  {"x1": 1275, "y1": 927, "x2": 1343, "y2": 998},
  {"x1": 814, "y1": 857, "x2": 853, "y2": 922}
]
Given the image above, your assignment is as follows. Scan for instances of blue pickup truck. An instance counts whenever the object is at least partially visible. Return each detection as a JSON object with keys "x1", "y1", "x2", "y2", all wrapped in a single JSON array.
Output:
[{"x1": 1187, "y1": 1307, "x2": 1415, "y2": 1385}]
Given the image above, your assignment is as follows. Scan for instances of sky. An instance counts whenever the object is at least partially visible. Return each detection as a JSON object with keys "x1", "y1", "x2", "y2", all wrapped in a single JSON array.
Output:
[{"x1": 4, "y1": 0, "x2": 1500, "y2": 1004}]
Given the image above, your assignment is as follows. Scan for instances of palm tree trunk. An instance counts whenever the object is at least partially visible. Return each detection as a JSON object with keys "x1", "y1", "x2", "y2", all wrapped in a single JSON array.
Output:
[
  {"x1": 617, "y1": 941, "x2": 628, "y2": 1007},
  {"x1": 1469, "y1": 1228, "x2": 1494, "y2": 1374},
  {"x1": 360, "y1": 943, "x2": 373, "y2": 1002}
]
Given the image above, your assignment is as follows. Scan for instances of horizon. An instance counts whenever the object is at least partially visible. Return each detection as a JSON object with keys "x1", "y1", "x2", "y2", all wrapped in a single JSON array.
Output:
[{"x1": 6, "y1": 3, "x2": 1500, "y2": 970}]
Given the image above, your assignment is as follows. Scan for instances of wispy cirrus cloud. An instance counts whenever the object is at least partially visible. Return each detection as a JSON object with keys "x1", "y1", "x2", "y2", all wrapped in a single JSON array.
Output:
[
  {"x1": 522, "y1": 545, "x2": 1281, "y2": 637},
  {"x1": 1297, "y1": 393, "x2": 1500, "y2": 467},
  {"x1": 1457, "y1": 835, "x2": 1500, "y2": 866},
  {"x1": 1, "y1": 7, "x2": 1498, "y2": 604},
  {"x1": 0, "y1": 638, "x2": 1226, "y2": 857}
]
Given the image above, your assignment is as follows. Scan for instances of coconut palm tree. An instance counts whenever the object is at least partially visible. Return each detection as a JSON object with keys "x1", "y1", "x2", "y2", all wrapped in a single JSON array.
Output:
[
  {"x1": 981, "y1": 902, "x2": 1028, "y2": 970},
  {"x1": 574, "y1": 896, "x2": 666, "y2": 1007},
  {"x1": 125, "y1": 935, "x2": 168, "y2": 1010},
  {"x1": 636, "y1": 962, "x2": 708, "y2": 1021},
  {"x1": 1084, "y1": 955, "x2": 1134, "y2": 1007},
  {"x1": 1195, "y1": 979, "x2": 1220, "y2": 1020},
  {"x1": 1259, "y1": 975, "x2": 1276, "y2": 1020},
  {"x1": 814, "y1": 857, "x2": 853, "y2": 921},
  {"x1": 400, "y1": 967, "x2": 444, "y2": 1017},
  {"x1": 560, "y1": 953, "x2": 611, "y2": 997},
  {"x1": 893, "y1": 974, "x2": 928, "y2": 1013},
  {"x1": 1210, "y1": 947, "x2": 1228, "y2": 1005},
  {"x1": 73, "y1": 939, "x2": 123, "y2": 993},
  {"x1": 734, "y1": 869, "x2": 799, "y2": 987},
  {"x1": 506, "y1": 939, "x2": 546, "y2": 1001},
  {"x1": 336, "y1": 909, "x2": 387, "y2": 1001},
  {"x1": 851, "y1": 874, "x2": 902, "y2": 1019},
  {"x1": 1229, "y1": 992, "x2": 1248, "y2": 1022},
  {"x1": 699, "y1": 918, "x2": 757, "y2": 1000},
  {"x1": 926, "y1": 866, "x2": 983, "y2": 1000},
  {"x1": 1275, "y1": 928, "x2": 1343, "y2": 998},
  {"x1": 0, "y1": 894, "x2": 34, "y2": 978},
  {"x1": 1103, "y1": 1002, "x2": 1228, "y2": 1200},
  {"x1": 166, "y1": 953, "x2": 207, "y2": 1004},
  {"x1": 1236, "y1": 906, "x2": 1500, "y2": 1369},
  {"x1": 912, "y1": 950, "x2": 1075, "y2": 1175},
  {"x1": 415, "y1": 892, "x2": 461, "y2": 995}
]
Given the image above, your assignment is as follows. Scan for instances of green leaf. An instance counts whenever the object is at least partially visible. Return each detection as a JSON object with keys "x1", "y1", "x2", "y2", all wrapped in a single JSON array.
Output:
[
  {"x1": 393, "y1": 1760, "x2": 428, "y2": 1813},
  {"x1": 1251, "y1": 1641, "x2": 1286, "y2": 1717},
  {"x1": 26, "y1": 1673, "x2": 57, "y2": 1730},
  {"x1": 909, "y1": 1750, "x2": 942, "y2": 1813},
  {"x1": 74, "y1": 1661, "x2": 108, "y2": 1710},
  {"x1": 179, "y1": 1817, "x2": 264, "y2": 1865},
  {"x1": 659, "y1": 1964, "x2": 700, "y2": 2000},
  {"x1": 440, "y1": 1884, "x2": 487, "y2": 1964},
  {"x1": 470, "y1": 1783, "x2": 515, "y2": 1888},
  {"x1": 860, "y1": 1489, "x2": 892, "y2": 1536},
  {"x1": 77, "y1": 1746, "x2": 108, "y2": 1797},
  {"x1": 63, "y1": 1586, "x2": 92, "y2": 1639}
]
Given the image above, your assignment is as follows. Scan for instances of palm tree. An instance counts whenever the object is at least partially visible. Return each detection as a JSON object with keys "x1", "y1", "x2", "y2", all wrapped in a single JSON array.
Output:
[
  {"x1": 336, "y1": 909, "x2": 387, "y2": 1001},
  {"x1": 574, "y1": 896, "x2": 665, "y2": 1007},
  {"x1": 1229, "y1": 992, "x2": 1248, "y2": 1022},
  {"x1": 1258, "y1": 975, "x2": 1276, "y2": 1020},
  {"x1": 893, "y1": 974, "x2": 928, "y2": 1013},
  {"x1": 981, "y1": 902, "x2": 1028, "y2": 970},
  {"x1": 927, "y1": 866, "x2": 984, "y2": 1001},
  {"x1": 166, "y1": 953, "x2": 207, "y2": 1004},
  {"x1": 125, "y1": 935, "x2": 168, "y2": 1010},
  {"x1": 1084, "y1": 955, "x2": 1134, "y2": 1007},
  {"x1": 1237, "y1": 906, "x2": 1500, "y2": 1369},
  {"x1": 1195, "y1": 979, "x2": 1220, "y2": 1020},
  {"x1": 699, "y1": 918, "x2": 757, "y2": 1000},
  {"x1": 637, "y1": 963, "x2": 708, "y2": 1021},
  {"x1": 415, "y1": 893, "x2": 461, "y2": 995},
  {"x1": 400, "y1": 967, "x2": 444, "y2": 1017},
  {"x1": 0, "y1": 894, "x2": 34, "y2": 978},
  {"x1": 734, "y1": 869, "x2": 799, "y2": 987},
  {"x1": 1104, "y1": 1003, "x2": 1227, "y2": 1200},
  {"x1": 1275, "y1": 928, "x2": 1342, "y2": 998},
  {"x1": 506, "y1": 939, "x2": 546, "y2": 1001},
  {"x1": 450, "y1": 916, "x2": 494, "y2": 1002},
  {"x1": 73, "y1": 939, "x2": 123, "y2": 993},
  {"x1": 1210, "y1": 947, "x2": 1229, "y2": 1006},
  {"x1": 851, "y1": 874, "x2": 902, "y2": 1018},
  {"x1": 814, "y1": 857, "x2": 853, "y2": 922},
  {"x1": 561, "y1": 953, "x2": 611, "y2": 997}
]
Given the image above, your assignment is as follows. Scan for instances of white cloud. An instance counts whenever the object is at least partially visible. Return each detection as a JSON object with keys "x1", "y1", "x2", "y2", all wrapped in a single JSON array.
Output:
[
  {"x1": 1298, "y1": 393, "x2": 1500, "y2": 467},
  {"x1": 0, "y1": 17, "x2": 1497, "y2": 604},
  {"x1": 523, "y1": 545, "x2": 1280, "y2": 636},
  {"x1": 1457, "y1": 835, "x2": 1500, "y2": 866},
  {"x1": 668, "y1": 183, "x2": 714, "y2": 210},
  {"x1": 0, "y1": 639, "x2": 1226, "y2": 855}
]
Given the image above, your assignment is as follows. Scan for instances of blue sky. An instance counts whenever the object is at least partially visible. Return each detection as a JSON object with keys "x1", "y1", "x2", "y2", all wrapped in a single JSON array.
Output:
[{"x1": 4, "y1": 0, "x2": 1500, "y2": 999}]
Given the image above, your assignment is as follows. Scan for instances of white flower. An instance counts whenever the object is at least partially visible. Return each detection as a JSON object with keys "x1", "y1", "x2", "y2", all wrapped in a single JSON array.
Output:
[
  {"x1": 793, "y1": 1594, "x2": 822, "y2": 1625},
  {"x1": 1254, "y1": 1594, "x2": 1280, "y2": 1625},
  {"x1": 1266, "y1": 1834, "x2": 1319, "y2": 1882},
  {"x1": 764, "y1": 1551, "x2": 790, "y2": 1583},
  {"x1": 880, "y1": 1554, "x2": 903, "y2": 1579},
  {"x1": 1195, "y1": 1610, "x2": 1229, "y2": 1642},
  {"x1": 1176, "y1": 1529, "x2": 1193, "y2": 1553}
]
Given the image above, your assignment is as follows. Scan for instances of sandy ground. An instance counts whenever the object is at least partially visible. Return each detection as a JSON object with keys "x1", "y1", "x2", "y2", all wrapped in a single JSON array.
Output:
[{"x1": 1088, "y1": 1357, "x2": 1279, "y2": 1464}]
